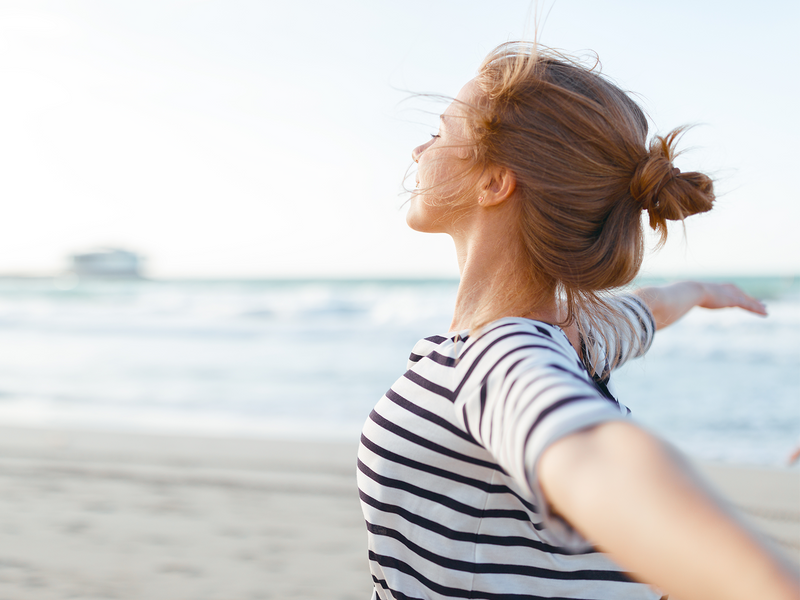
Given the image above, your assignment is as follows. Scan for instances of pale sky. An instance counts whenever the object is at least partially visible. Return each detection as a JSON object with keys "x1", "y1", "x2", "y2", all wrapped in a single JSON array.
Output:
[{"x1": 0, "y1": 0, "x2": 797, "y2": 278}]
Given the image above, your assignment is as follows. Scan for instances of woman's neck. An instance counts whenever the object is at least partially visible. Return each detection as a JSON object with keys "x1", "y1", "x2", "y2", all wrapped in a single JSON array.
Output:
[{"x1": 449, "y1": 222, "x2": 558, "y2": 332}]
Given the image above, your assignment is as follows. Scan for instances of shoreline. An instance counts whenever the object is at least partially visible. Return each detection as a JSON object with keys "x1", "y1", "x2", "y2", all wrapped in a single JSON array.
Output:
[{"x1": 0, "y1": 426, "x2": 796, "y2": 599}]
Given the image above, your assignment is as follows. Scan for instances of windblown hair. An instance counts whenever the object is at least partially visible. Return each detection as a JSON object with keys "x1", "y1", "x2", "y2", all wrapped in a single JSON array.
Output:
[{"x1": 456, "y1": 42, "x2": 714, "y2": 340}]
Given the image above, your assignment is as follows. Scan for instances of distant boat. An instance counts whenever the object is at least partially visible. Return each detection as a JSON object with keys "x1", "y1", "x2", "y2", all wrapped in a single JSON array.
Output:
[{"x1": 71, "y1": 248, "x2": 143, "y2": 278}]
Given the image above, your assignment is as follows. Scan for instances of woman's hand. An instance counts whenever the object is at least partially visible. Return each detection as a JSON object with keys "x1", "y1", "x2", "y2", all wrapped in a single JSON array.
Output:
[
  {"x1": 539, "y1": 422, "x2": 800, "y2": 600},
  {"x1": 693, "y1": 281, "x2": 768, "y2": 313},
  {"x1": 635, "y1": 281, "x2": 767, "y2": 330}
]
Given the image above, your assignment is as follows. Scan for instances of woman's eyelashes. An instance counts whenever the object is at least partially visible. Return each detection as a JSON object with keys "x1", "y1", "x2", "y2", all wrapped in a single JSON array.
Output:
[{"x1": 430, "y1": 133, "x2": 440, "y2": 139}]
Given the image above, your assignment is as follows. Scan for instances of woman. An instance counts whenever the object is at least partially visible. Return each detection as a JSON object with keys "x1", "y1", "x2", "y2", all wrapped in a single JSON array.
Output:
[{"x1": 357, "y1": 42, "x2": 798, "y2": 600}]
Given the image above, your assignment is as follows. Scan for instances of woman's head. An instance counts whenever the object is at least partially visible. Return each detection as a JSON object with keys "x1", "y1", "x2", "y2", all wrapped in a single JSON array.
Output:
[{"x1": 413, "y1": 42, "x2": 715, "y2": 326}]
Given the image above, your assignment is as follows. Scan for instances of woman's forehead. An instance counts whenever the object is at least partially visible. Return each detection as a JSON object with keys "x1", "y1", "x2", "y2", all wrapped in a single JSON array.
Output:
[
  {"x1": 440, "y1": 80, "x2": 477, "y2": 134},
  {"x1": 447, "y1": 79, "x2": 478, "y2": 115}
]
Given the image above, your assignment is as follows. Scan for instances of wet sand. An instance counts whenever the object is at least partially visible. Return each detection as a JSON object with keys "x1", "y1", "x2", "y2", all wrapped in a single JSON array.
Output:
[{"x1": 0, "y1": 427, "x2": 796, "y2": 599}]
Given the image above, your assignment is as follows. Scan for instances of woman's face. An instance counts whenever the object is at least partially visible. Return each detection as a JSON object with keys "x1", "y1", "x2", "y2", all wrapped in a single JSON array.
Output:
[{"x1": 407, "y1": 80, "x2": 479, "y2": 234}]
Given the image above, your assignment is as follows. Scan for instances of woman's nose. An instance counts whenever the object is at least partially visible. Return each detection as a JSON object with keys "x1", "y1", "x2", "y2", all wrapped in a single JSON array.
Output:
[{"x1": 412, "y1": 139, "x2": 431, "y2": 163}]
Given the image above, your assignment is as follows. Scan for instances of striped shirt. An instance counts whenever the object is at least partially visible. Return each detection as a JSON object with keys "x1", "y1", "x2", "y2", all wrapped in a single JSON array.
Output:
[{"x1": 357, "y1": 295, "x2": 658, "y2": 600}]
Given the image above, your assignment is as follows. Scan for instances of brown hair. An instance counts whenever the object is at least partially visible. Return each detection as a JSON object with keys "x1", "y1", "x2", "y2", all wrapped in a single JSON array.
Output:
[{"x1": 447, "y1": 42, "x2": 714, "y2": 337}]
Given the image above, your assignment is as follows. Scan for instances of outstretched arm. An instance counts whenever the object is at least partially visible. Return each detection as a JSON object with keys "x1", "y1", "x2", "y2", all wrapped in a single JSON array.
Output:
[
  {"x1": 635, "y1": 281, "x2": 767, "y2": 330},
  {"x1": 539, "y1": 422, "x2": 799, "y2": 600}
]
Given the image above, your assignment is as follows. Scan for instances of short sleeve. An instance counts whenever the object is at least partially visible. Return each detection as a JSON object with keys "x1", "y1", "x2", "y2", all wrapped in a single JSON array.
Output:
[
  {"x1": 578, "y1": 293, "x2": 656, "y2": 384},
  {"x1": 452, "y1": 318, "x2": 628, "y2": 550}
]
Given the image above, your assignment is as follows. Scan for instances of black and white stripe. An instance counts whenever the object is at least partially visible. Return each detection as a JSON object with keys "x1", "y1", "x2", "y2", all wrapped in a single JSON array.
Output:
[
  {"x1": 358, "y1": 295, "x2": 660, "y2": 599},
  {"x1": 579, "y1": 294, "x2": 656, "y2": 386}
]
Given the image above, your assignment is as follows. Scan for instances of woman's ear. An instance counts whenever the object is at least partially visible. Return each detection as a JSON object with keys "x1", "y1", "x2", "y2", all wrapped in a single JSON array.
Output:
[{"x1": 479, "y1": 166, "x2": 516, "y2": 207}]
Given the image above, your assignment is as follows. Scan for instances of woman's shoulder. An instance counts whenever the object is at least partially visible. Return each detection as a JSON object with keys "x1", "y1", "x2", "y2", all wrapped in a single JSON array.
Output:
[
  {"x1": 467, "y1": 317, "x2": 577, "y2": 354},
  {"x1": 456, "y1": 317, "x2": 586, "y2": 375},
  {"x1": 406, "y1": 317, "x2": 586, "y2": 376},
  {"x1": 406, "y1": 331, "x2": 467, "y2": 370}
]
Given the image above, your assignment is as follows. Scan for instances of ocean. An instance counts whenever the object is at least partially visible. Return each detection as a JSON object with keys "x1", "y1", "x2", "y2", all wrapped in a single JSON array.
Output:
[{"x1": 0, "y1": 275, "x2": 797, "y2": 467}]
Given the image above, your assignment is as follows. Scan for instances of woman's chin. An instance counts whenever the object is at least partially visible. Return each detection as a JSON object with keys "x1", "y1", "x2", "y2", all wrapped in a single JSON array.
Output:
[
  {"x1": 404, "y1": 196, "x2": 442, "y2": 233},
  {"x1": 405, "y1": 201, "x2": 429, "y2": 232},
  {"x1": 405, "y1": 210, "x2": 438, "y2": 234}
]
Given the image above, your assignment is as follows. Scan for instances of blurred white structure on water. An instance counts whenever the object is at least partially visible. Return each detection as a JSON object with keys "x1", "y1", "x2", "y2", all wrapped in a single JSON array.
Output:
[{"x1": 71, "y1": 248, "x2": 143, "y2": 278}]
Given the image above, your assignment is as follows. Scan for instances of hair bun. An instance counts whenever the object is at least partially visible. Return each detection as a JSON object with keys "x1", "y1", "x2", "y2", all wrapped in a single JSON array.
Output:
[{"x1": 629, "y1": 128, "x2": 715, "y2": 241}]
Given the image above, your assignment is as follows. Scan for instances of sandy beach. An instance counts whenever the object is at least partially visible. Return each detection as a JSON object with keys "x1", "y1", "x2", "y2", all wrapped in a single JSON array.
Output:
[{"x1": 0, "y1": 427, "x2": 796, "y2": 600}]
